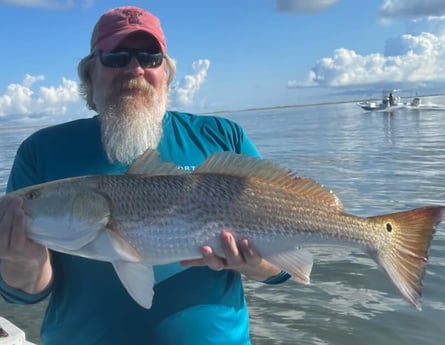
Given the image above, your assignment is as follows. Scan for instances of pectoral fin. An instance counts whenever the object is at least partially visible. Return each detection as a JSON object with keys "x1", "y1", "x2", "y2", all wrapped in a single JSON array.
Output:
[
  {"x1": 113, "y1": 261, "x2": 155, "y2": 309},
  {"x1": 74, "y1": 230, "x2": 141, "y2": 262},
  {"x1": 106, "y1": 230, "x2": 142, "y2": 261},
  {"x1": 261, "y1": 246, "x2": 314, "y2": 284},
  {"x1": 72, "y1": 229, "x2": 154, "y2": 308}
]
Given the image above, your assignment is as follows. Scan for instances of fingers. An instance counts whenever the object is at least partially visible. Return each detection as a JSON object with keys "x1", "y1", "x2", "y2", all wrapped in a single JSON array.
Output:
[
  {"x1": 0, "y1": 196, "x2": 26, "y2": 255},
  {"x1": 238, "y1": 238, "x2": 262, "y2": 268},
  {"x1": 179, "y1": 246, "x2": 224, "y2": 270},
  {"x1": 0, "y1": 195, "x2": 23, "y2": 221},
  {"x1": 202, "y1": 245, "x2": 226, "y2": 271},
  {"x1": 180, "y1": 230, "x2": 262, "y2": 272},
  {"x1": 0, "y1": 195, "x2": 44, "y2": 261},
  {"x1": 187, "y1": 232, "x2": 243, "y2": 271},
  {"x1": 9, "y1": 203, "x2": 27, "y2": 250}
]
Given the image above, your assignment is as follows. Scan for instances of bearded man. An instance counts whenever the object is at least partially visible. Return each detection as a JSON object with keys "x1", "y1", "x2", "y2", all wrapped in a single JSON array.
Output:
[{"x1": 0, "y1": 6, "x2": 290, "y2": 345}]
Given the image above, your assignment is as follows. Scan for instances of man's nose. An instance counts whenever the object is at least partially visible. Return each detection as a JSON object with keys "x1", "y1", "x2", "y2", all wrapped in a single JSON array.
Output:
[{"x1": 126, "y1": 57, "x2": 145, "y2": 74}]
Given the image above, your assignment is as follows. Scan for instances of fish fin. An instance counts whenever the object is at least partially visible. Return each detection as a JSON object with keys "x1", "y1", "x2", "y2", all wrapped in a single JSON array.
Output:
[
  {"x1": 286, "y1": 178, "x2": 343, "y2": 211},
  {"x1": 68, "y1": 229, "x2": 142, "y2": 263},
  {"x1": 113, "y1": 261, "x2": 155, "y2": 309},
  {"x1": 127, "y1": 149, "x2": 184, "y2": 175},
  {"x1": 369, "y1": 206, "x2": 445, "y2": 311},
  {"x1": 194, "y1": 152, "x2": 343, "y2": 210},
  {"x1": 69, "y1": 230, "x2": 130, "y2": 261},
  {"x1": 106, "y1": 230, "x2": 143, "y2": 261},
  {"x1": 264, "y1": 248, "x2": 314, "y2": 285}
]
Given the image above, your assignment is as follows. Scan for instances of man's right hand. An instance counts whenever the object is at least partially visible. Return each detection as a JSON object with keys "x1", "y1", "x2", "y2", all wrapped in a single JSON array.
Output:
[{"x1": 0, "y1": 195, "x2": 52, "y2": 294}]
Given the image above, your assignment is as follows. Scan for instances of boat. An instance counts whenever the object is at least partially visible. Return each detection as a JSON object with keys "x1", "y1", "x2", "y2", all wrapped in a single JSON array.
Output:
[
  {"x1": 404, "y1": 97, "x2": 445, "y2": 111},
  {"x1": 0, "y1": 317, "x2": 36, "y2": 345},
  {"x1": 358, "y1": 92, "x2": 445, "y2": 112},
  {"x1": 357, "y1": 91, "x2": 403, "y2": 112}
]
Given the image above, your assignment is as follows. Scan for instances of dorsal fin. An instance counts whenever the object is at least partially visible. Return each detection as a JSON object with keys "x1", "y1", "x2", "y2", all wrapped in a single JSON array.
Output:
[
  {"x1": 194, "y1": 152, "x2": 343, "y2": 211},
  {"x1": 126, "y1": 149, "x2": 185, "y2": 175}
]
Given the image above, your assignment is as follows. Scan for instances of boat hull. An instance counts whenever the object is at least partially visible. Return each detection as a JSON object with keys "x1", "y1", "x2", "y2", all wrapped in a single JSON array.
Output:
[{"x1": 357, "y1": 101, "x2": 404, "y2": 112}]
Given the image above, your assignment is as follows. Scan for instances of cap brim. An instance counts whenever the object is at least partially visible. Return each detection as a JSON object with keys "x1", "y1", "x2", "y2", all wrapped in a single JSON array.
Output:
[{"x1": 94, "y1": 29, "x2": 165, "y2": 53}]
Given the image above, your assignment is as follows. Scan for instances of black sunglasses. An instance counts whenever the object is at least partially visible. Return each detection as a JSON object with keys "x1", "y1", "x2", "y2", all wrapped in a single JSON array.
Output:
[{"x1": 92, "y1": 49, "x2": 164, "y2": 69}]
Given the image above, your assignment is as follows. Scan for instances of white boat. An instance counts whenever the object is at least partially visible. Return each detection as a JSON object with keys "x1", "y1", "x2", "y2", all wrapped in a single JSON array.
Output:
[
  {"x1": 0, "y1": 317, "x2": 36, "y2": 345},
  {"x1": 404, "y1": 97, "x2": 445, "y2": 111},
  {"x1": 358, "y1": 92, "x2": 445, "y2": 112},
  {"x1": 357, "y1": 91, "x2": 403, "y2": 112}
]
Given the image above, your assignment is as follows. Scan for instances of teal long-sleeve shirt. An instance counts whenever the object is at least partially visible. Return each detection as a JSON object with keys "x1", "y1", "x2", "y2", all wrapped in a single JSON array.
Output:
[{"x1": 0, "y1": 111, "x2": 289, "y2": 345}]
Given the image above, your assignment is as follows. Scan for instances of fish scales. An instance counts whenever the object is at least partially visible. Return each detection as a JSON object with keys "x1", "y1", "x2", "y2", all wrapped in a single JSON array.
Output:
[{"x1": 92, "y1": 173, "x2": 398, "y2": 258}]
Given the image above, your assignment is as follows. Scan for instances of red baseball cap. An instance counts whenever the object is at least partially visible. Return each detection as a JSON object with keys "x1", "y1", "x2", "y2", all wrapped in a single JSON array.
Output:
[{"x1": 90, "y1": 6, "x2": 166, "y2": 53}]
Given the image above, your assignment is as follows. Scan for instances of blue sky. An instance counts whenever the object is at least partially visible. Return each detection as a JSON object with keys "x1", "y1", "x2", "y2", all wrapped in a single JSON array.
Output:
[{"x1": 1, "y1": 0, "x2": 445, "y2": 124}]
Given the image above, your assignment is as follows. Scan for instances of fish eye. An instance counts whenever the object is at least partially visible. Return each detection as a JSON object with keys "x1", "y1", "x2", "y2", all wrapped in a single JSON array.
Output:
[{"x1": 26, "y1": 190, "x2": 40, "y2": 200}]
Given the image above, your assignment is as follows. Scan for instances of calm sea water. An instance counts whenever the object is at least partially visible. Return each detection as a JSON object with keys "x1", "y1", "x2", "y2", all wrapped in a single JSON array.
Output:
[{"x1": 1, "y1": 97, "x2": 445, "y2": 344}]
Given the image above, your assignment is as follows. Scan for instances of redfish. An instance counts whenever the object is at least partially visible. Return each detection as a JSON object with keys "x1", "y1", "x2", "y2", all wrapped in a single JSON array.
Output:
[{"x1": 6, "y1": 150, "x2": 444, "y2": 310}]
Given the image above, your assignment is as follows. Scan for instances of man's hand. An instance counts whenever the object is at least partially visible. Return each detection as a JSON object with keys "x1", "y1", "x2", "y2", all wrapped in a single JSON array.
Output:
[
  {"x1": 180, "y1": 230, "x2": 282, "y2": 282},
  {"x1": 0, "y1": 195, "x2": 52, "y2": 294}
]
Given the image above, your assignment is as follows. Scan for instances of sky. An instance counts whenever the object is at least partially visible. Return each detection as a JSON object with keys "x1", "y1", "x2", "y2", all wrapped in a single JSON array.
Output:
[{"x1": 1, "y1": 0, "x2": 445, "y2": 125}]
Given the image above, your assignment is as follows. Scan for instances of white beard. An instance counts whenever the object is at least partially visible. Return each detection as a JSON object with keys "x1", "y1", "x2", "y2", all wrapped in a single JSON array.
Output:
[{"x1": 99, "y1": 79, "x2": 167, "y2": 165}]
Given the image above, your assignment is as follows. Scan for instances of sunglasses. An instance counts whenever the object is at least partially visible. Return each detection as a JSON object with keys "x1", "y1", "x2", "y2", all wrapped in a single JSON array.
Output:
[{"x1": 92, "y1": 48, "x2": 164, "y2": 69}]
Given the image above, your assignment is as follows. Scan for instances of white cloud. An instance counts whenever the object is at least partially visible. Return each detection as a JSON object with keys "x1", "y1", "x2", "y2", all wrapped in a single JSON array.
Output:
[
  {"x1": 289, "y1": 15, "x2": 445, "y2": 89},
  {"x1": 22, "y1": 74, "x2": 44, "y2": 88},
  {"x1": 170, "y1": 59, "x2": 211, "y2": 107},
  {"x1": 379, "y1": 0, "x2": 445, "y2": 19},
  {"x1": 0, "y1": 59, "x2": 211, "y2": 123},
  {"x1": 276, "y1": 0, "x2": 339, "y2": 13},
  {"x1": 0, "y1": 74, "x2": 79, "y2": 118}
]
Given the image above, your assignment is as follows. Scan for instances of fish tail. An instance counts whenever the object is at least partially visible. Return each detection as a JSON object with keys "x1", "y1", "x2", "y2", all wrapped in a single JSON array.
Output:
[{"x1": 369, "y1": 206, "x2": 445, "y2": 310}]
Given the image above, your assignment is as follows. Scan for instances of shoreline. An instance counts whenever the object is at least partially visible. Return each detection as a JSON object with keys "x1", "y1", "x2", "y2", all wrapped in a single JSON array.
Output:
[
  {"x1": 1, "y1": 93, "x2": 445, "y2": 130},
  {"x1": 207, "y1": 92, "x2": 445, "y2": 115}
]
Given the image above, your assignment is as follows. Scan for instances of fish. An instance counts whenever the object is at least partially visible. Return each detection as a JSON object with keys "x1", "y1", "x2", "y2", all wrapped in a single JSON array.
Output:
[{"x1": 5, "y1": 149, "x2": 444, "y2": 310}]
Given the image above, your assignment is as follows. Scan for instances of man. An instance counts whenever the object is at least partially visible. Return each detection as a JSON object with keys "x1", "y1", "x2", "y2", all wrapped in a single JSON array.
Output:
[{"x1": 0, "y1": 6, "x2": 289, "y2": 345}]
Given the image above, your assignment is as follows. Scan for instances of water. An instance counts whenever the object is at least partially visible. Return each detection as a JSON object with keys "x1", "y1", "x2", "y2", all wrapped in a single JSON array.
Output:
[{"x1": 1, "y1": 97, "x2": 445, "y2": 344}]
